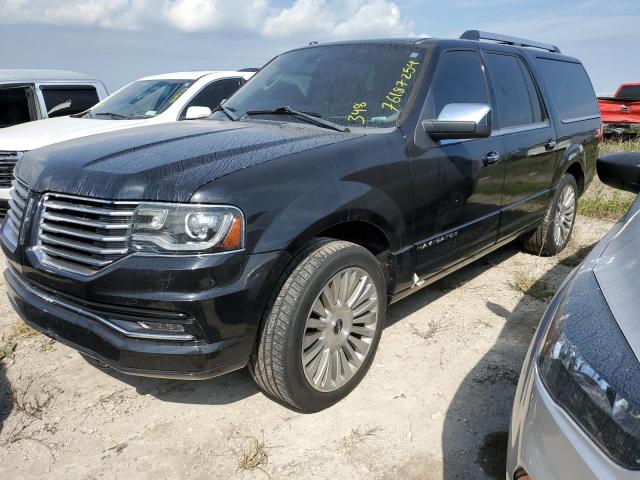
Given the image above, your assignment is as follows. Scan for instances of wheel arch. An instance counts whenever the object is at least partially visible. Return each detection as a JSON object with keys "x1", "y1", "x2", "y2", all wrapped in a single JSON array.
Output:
[{"x1": 557, "y1": 143, "x2": 587, "y2": 196}]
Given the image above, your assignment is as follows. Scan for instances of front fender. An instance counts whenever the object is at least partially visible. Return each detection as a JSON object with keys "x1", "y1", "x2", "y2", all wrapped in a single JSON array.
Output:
[{"x1": 190, "y1": 132, "x2": 412, "y2": 256}]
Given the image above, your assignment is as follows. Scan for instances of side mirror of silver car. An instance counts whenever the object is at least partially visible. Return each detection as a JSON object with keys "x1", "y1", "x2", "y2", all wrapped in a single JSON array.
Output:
[
  {"x1": 422, "y1": 103, "x2": 492, "y2": 140},
  {"x1": 597, "y1": 152, "x2": 640, "y2": 194}
]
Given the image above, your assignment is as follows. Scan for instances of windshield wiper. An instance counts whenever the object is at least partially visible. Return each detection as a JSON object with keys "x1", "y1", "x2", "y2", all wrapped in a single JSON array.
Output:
[
  {"x1": 245, "y1": 106, "x2": 349, "y2": 133},
  {"x1": 93, "y1": 112, "x2": 129, "y2": 120},
  {"x1": 213, "y1": 104, "x2": 238, "y2": 121}
]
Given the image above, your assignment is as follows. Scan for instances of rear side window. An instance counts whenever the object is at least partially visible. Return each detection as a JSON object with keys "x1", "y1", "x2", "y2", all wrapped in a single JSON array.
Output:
[
  {"x1": 485, "y1": 53, "x2": 546, "y2": 129},
  {"x1": 423, "y1": 50, "x2": 489, "y2": 121},
  {"x1": 617, "y1": 85, "x2": 640, "y2": 101},
  {"x1": 183, "y1": 78, "x2": 244, "y2": 116},
  {"x1": 41, "y1": 85, "x2": 99, "y2": 118},
  {"x1": 535, "y1": 58, "x2": 599, "y2": 122}
]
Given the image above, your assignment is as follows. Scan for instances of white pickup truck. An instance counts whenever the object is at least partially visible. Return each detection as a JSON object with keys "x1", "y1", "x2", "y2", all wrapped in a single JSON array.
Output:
[{"x1": 0, "y1": 69, "x2": 255, "y2": 216}]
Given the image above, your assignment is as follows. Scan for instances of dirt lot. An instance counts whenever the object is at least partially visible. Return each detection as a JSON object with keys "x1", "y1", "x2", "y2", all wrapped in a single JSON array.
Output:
[{"x1": 0, "y1": 215, "x2": 615, "y2": 479}]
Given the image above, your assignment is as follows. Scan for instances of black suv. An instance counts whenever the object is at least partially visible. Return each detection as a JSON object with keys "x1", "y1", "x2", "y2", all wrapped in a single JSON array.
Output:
[{"x1": 2, "y1": 31, "x2": 601, "y2": 412}]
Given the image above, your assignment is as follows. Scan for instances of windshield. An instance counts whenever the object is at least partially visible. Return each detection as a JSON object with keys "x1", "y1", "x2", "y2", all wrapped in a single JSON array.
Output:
[
  {"x1": 88, "y1": 79, "x2": 193, "y2": 119},
  {"x1": 225, "y1": 44, "x2": 428, "y2": 129}
]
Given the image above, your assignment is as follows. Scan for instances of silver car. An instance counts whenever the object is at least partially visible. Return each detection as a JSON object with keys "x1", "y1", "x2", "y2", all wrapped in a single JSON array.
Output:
[{"x1": 507, "y1": 152, "x2": 640, "y2": 479}]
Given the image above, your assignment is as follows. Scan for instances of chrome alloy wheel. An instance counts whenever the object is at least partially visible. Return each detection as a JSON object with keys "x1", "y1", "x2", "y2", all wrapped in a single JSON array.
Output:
[
  {"x1": 301, "y1": 267, "x2": 379, "y2": 392},
  {"x1": 553, "y1": 184, "x2": 576, "y2": 247}
]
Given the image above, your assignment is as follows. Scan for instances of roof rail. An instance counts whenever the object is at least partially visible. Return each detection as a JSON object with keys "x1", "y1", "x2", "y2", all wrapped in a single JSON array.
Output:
[{"x1": 460, "y1": 30, "x2": 561, "y2": 54}]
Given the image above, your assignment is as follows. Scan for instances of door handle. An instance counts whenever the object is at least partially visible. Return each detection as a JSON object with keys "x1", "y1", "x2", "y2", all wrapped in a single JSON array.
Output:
[
  {"x1": 483, "y1": 151, "x2": 500, "y2": 167},
  {"x1": 545, "y1": 139, "x2": 557, "y2": 150}
]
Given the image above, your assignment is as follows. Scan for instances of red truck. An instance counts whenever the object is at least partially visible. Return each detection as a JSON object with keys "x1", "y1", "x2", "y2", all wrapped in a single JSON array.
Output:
[{"x1": 598, "y1": 83, "x2": 640, "y2": 136}]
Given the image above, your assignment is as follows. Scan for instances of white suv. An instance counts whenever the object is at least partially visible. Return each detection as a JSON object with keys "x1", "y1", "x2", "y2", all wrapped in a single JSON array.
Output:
[{"x1": 0, "y1": 70, "x2": 255, "y2": 216}]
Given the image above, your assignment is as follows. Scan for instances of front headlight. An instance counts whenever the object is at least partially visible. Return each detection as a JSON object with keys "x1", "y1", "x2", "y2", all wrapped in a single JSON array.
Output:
[
  {"x1": 128, "y1": 203, "x2": 244, "y2": 253},
  {"x1": 537, "y1": 270, "x2": 640, "y2": 469}
]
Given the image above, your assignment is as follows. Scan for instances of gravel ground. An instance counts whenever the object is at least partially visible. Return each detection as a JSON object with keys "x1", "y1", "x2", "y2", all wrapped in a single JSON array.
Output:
[{"x1": 0, "y1": 215, "x2": 614, "y2": 479}]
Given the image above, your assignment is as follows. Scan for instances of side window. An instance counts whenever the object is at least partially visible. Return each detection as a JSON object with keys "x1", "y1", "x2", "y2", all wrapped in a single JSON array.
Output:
[
  {"x1": 424, "y1": 50, "x2": 490, "y2": 123},
  {"x1": 520, "y1": 60, "x2": 547, "y2": 124},
  {"x1": 41, "y1": 85, "x2": 99, "y2": 117},
  {"x1": 485, "y1": 53, "x2": 538, "y2": 129},
  {"x1": 535, "y1": 58, "x2": 599, "y2": 122},
  {"x1": 0, "y1": 87, "x2": 35, "y2": 128},
  {"x1": 183, "y1": 78, "x2": 244, "y2": 116}
]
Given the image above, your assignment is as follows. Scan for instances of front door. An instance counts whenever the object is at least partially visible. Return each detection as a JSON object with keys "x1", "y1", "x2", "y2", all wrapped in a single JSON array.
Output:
[
  {"x1": 409, "y1": 49, "x2": 505, "y2": 279},
  {"x1": 482, "y1": 51, "x2": 558, "y2": 238}
]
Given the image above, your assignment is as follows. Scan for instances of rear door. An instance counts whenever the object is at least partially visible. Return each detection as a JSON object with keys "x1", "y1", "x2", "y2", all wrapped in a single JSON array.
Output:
[
  {"x1": 410, "y1": 49, "x2": 506, "y2": 278},
  {"x1": 482, "y1": 51, "x2": 557, "y2": 239}
]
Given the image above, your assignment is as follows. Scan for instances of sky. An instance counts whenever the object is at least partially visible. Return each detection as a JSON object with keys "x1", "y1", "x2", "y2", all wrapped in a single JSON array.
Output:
[{"x1": 0, "y1": 0, "x2": 638, "y2": 94}]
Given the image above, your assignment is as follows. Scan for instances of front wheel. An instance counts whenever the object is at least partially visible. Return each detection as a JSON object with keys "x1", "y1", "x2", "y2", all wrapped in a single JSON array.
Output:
[
  {"x1": 249, "y1": 240, "x2": 386, "y2": 412},
  {"x1": 522, "y1": 173, "x2": 578, "y2": 256}
]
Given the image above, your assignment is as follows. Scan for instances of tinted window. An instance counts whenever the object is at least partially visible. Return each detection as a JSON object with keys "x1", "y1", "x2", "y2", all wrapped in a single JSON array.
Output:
[
  {"x1": 42, "y1": 86, "x2": 99, "y2": 118},
  {"x1": 226, "y1": 44, "x2": 429, "y2": 129},
  {"x1": 89, "y1": 80, "x2": 193, "y2": 120},
  {"x1": 520, "y1": 61, "x2": 547, "y2": 124},
  {"x1": 0, "y1": 87, "x2": 33, "y2": 128},
  {"x1": 424, "y1": 50, "x2": 489, "y2": 121},
  {"x1": 184, "y1": 78, "x2": 244, "y2": 115},
  {"x1": 617, "y1": 85, "x2": 640, "y2": 101},
  {"x1": 535, "y1": 58, "x2": 599, "y2": 121},
  {"x1": 485, "y1": 53, "x2": 538, "y2": 128}
]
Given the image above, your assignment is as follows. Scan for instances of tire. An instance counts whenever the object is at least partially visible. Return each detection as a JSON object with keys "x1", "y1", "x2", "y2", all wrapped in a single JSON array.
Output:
[
  {"x1": 248, "y1": 239, "x2": 386, "y2": 412},
  {"x1": 522, "y1": 173, "x2": 578, "y2": 256}
]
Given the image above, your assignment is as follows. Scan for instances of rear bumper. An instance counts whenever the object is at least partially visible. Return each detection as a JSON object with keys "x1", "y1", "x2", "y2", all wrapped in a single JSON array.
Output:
[{"x1": 603, "y1": 122, "x2": 640, "y2": 135}]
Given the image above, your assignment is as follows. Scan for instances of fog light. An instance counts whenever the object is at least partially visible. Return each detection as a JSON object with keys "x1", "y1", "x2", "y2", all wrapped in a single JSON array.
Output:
[{"x1": 137, "y1": 321, "x2": 185, "y2": 332}]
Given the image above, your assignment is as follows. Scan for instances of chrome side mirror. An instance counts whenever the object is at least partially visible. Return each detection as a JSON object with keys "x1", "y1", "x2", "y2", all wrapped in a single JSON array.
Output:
[
  {"x1": 422, "y1": 103, "x2": 491, "y2": 140},
  {"x1": 185, "y1": 106, "x2": 213, "y2": 120}
]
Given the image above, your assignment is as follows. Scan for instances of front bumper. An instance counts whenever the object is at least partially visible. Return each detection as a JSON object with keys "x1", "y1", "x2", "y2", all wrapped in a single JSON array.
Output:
[{"x1": 4, "y1": 249, "x2": 290, "y2": 379}]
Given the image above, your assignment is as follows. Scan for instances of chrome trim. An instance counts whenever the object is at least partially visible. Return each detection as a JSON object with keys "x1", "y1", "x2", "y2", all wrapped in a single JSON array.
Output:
[
  {"x1": 561, "y1": 115, "x2": 601, "y2": 124},
  {"x1": 0, "y1": 189, "x2": 10, "y2": 200},
  {"x1": 40, "y1": 245, "x2": 113, "y2": 267},
  {"x1": 40, "y1": 223, "x2": 127, "y2": 242},
  {"x1": 38, "y1": 192, "x2": 138, "y2": 275},
  {"x1": 45, "y1": 199, "x2": 136, "y2": 217},
  {"x1": 494, "y1": 121, "x2": 551, "y2": 136},
  {"x1": 39, "y1": 233, "x2": 128, "y2": 254},
  {"x1": 7, "y1": 268, "x2": 194, "y2": 341},
  {"x1": 42, "y1": 211, "x2": 130, "y2": 229},
  {"x1": 3, "y1": 179, "x2": 29, "y2": 248}
]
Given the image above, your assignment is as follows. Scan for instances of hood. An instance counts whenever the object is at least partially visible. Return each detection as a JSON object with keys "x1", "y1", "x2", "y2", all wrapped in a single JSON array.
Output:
[
  {"x1": 0, "y1": 116, "x2": 149, "y2": 151},
  {"x1": 591, "y1": 197, "x2": 640, "y2": 360},
  {"x1": 16, "y1": 119, "x2": 357, "y2": 202}
]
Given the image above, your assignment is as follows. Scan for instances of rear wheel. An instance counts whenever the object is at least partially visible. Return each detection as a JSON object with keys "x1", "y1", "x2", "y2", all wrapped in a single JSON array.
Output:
[
  {"x1": 522, "y1": 173, "x2": 577, "y2": 256},
  {"x1": 249, "y1": 240, "x2": 386, "y2": 412}
]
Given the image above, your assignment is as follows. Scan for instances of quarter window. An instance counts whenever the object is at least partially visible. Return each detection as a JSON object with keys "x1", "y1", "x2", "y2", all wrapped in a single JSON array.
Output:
[
  {"x1": 535, "y1": 58, "x2": 599, "y2": 122},
  {"x1": 485, "y1": 53, "x2": 545, "y2": 129},
  {"x1": 423, "y1": 50, "x2": 490, "y2": 122}
]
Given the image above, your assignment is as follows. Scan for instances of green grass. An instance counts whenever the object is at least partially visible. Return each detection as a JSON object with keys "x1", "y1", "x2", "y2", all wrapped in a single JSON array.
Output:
[{"x1": 576, "y1": 139, "x2": 639, "y2": 220}]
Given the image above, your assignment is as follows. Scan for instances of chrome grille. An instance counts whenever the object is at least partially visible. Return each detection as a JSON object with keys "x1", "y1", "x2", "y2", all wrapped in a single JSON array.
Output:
[
  {"x1": 0, "y1": 151, "x2": 23, "y2": 188},
  {"x1": 38, "y1": 193, "x2": 138, "y2": 275},
  {"x1": 4, "y1": 178, "x2": 29, "y2": 248}
]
